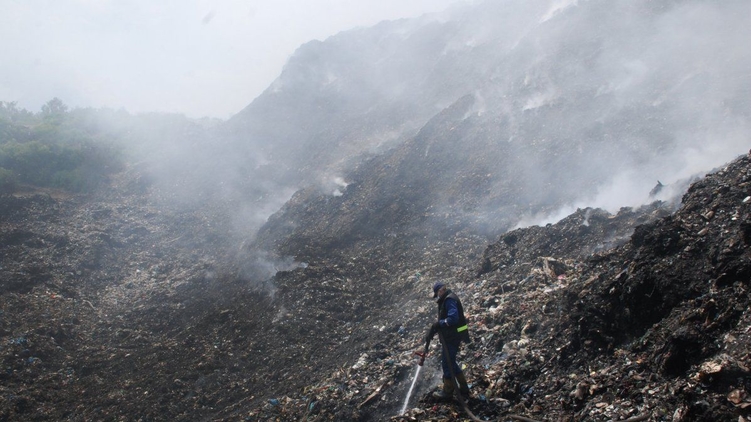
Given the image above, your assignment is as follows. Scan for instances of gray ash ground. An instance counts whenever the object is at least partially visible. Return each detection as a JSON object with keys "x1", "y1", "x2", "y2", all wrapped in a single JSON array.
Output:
[{"x1": 2, "y1": 153, "x2": 751, "y2": 421}]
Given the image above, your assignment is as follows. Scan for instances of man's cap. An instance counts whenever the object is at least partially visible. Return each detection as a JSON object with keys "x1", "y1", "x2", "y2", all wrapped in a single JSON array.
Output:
[{"x1": 432, "y1": 281, "x2": 445, "y2": 298}]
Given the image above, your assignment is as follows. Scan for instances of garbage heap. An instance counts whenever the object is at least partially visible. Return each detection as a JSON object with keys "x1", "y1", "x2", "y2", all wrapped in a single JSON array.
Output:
[{"x1": 246, "y1": 154, "x2": 751, "y2": 421}]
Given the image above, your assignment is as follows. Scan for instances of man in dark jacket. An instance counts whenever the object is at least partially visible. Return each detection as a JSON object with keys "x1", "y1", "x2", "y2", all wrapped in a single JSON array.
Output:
[{"x1": 426, "y1": 281, "x2": 471, "y2": 399}]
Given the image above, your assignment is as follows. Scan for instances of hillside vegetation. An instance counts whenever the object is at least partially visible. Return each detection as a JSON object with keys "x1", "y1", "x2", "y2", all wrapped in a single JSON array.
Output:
[{"x1": 0, "y1": 99, "x2": 123, "y2": 193}]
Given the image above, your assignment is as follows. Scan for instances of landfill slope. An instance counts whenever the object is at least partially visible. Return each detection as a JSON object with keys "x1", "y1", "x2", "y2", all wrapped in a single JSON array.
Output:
[
  {"x1": 244, "y1": 153, "x2": 751, "y2": 421},
  {"x1": 1, "y1": 148, "x2": 750, "y2": 422}
]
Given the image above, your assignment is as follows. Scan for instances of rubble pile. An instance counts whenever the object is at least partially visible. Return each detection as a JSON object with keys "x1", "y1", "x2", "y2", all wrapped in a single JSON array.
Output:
[
  {"x1": 0, "y1": 174, "x2": 254, "y2": 420},
  {"x1": 240, "y1": 154, "x2": 751, "y2": 421},
  {"x1": 1, "y1": 152, "x2": 750, "y2": 421}
]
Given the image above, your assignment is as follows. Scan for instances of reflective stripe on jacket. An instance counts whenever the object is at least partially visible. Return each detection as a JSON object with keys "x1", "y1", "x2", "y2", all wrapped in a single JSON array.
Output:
[{"x1": 437, "y1": 290, "x2": 470, "y2": 344}]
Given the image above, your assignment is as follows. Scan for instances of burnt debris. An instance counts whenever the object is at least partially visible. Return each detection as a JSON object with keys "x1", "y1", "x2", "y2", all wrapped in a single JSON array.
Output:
[{"x1": 2, "y1": 154, "x2": 751, "y2": 420}]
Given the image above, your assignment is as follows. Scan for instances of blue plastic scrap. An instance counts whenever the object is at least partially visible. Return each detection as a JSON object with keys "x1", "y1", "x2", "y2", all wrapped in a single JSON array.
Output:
[{"x1": 10, "y1": 337, "x2": 27, "y2": 346}]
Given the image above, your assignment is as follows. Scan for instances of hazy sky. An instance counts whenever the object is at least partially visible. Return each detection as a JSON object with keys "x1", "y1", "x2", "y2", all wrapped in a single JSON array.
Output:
[{"x1": 0, "y1": 0, "x2": 465, "y2": 119}]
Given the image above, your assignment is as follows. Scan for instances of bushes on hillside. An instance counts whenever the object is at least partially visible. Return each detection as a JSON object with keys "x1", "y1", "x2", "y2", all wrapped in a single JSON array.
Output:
[
  {"x1": 0, "y1": 99, "x2": 123, "y2": 193},
  {"x1": 0, "y1": 167, "x2": 17, "y2": 195}
]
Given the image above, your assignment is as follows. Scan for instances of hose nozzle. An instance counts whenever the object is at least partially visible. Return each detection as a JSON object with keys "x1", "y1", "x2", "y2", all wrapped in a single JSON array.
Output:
[{"x1": 414, "y1": 350, "x2": 426, "y2": 366}]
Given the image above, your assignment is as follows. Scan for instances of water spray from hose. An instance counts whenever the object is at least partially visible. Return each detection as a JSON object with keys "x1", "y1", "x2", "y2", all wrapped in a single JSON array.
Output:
[{"x1": 399, "y1": 364, "x2": 421, "y2": 415}]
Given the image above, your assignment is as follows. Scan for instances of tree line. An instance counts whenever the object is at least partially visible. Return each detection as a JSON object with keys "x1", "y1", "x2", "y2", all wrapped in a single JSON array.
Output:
[{"x1": 0, "y1": 98, "x2": 125, "y2": 194}]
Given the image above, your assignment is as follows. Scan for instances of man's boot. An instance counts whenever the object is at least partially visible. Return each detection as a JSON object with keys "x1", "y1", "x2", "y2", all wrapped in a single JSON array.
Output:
[
  {"x1": 455, "y1": 372, "x2": 470, "y2": 398},
  {"x1": 432, "y1": 377, "x2": 454, "y2": 399}
]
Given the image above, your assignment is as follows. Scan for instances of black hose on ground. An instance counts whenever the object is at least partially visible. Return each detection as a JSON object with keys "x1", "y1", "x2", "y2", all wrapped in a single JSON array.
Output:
[
  {"x1": 437, "y1": 331, "x2": 485, "y2": 422},
  {"x1": 436, "y1": 331, "x2": 552, "y2": 422}
]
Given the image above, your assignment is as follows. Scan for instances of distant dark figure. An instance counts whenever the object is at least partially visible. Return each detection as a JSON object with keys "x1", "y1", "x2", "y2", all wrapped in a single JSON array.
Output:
[
  {"x1": 425, "y1": 281, "x2": 471, "y2": 399},
  {"x1": 649, "y1": 180, "x2": 664, "y2": 198}
]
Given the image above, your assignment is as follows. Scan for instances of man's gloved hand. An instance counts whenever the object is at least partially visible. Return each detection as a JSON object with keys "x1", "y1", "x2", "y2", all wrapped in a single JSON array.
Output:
[{"x1": 431, "y1": 321, "x2": 441, "y2": 331}]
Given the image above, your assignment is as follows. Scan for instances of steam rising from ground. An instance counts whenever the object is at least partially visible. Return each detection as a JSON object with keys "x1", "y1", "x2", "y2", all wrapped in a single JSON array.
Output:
[
  {"x1": 147, "y1": 0, "x2": 751, "y2": 243},
  {"x1": 45, "y1": 0, "x2": 750, "y2": 273},
  {"x1": 329, "y1": 177, "x2": 349, "y2": 197},
  {"x1": 435, "y1": 0, "x2": 751, "y2": 231}
]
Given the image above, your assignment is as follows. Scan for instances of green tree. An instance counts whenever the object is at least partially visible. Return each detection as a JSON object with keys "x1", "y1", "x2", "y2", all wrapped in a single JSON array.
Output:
[{"x1": 41, "y1": 97, "x2": 68, "y2": 118}]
